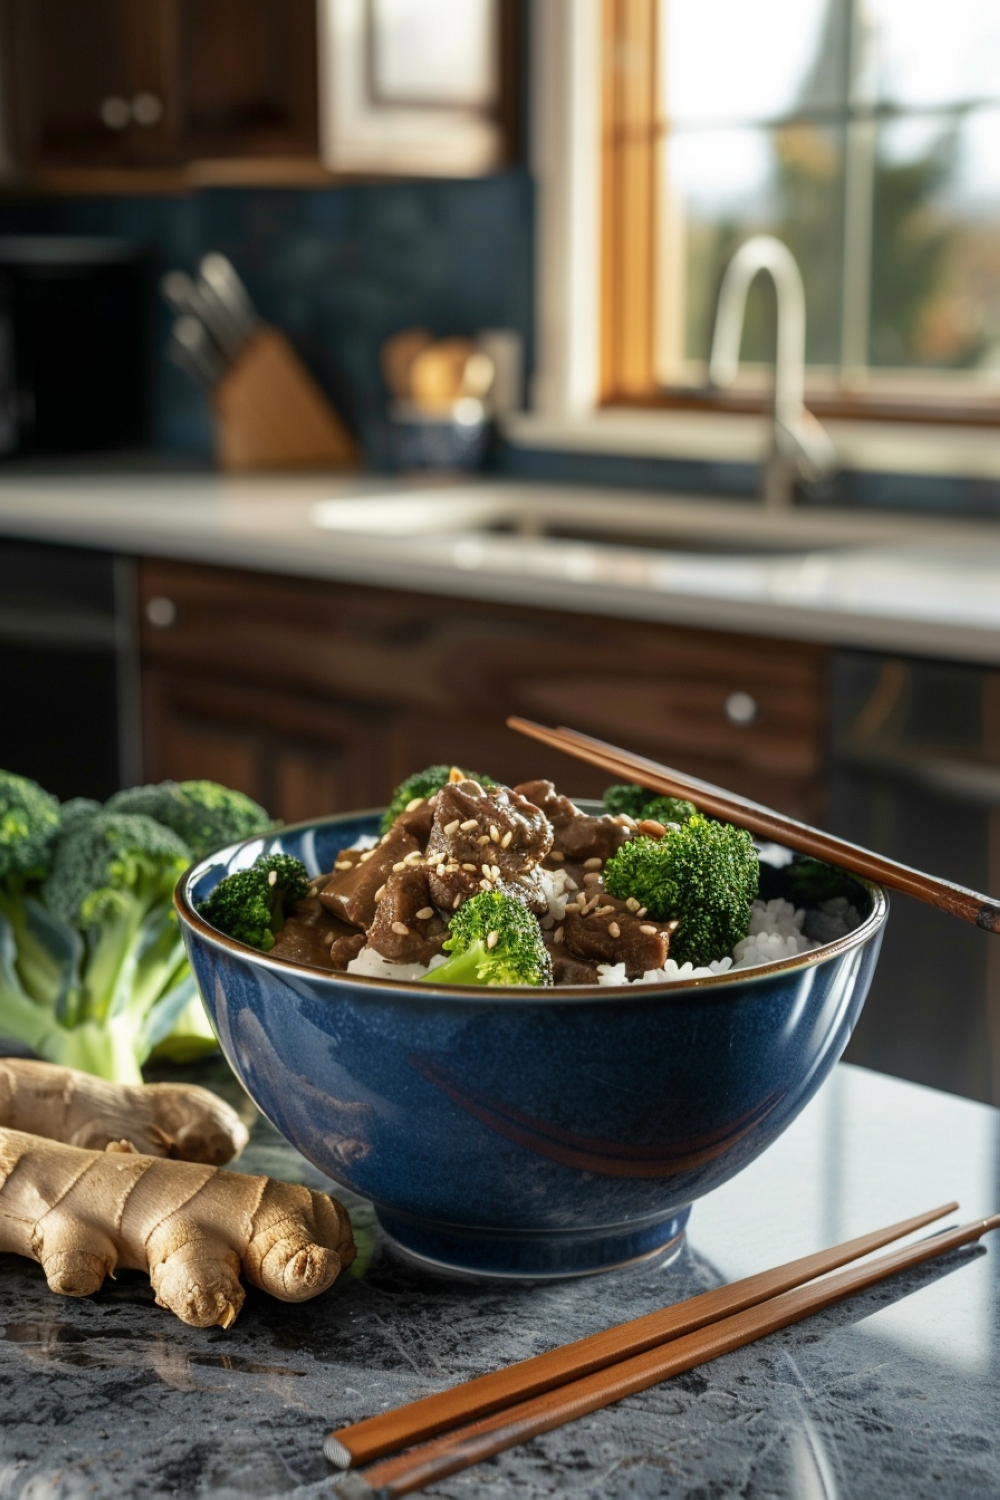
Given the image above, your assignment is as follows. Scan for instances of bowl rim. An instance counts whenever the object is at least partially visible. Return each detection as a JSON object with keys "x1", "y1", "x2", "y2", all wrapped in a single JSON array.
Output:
[{"x1": 175, "y1": 806, "x2": 888, "y2": 1004}]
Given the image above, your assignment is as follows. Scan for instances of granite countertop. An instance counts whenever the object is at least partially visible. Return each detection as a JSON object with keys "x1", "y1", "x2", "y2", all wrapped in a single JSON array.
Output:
[
  {"x1": 2, "y1": 472, "x2": 1000, "y2": 661},
  {"x1": 1, "y1": 1060, "x2": 997, "y2": 1499}
]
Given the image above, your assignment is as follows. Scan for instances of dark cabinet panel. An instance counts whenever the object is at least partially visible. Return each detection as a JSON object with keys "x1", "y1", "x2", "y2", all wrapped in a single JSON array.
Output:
[
  {"x1": 138, "y1": 559, "x2": 829, "y2": 823},
  {"x1": 5, "y1": 0, "x2": 317, "y2": 169}
]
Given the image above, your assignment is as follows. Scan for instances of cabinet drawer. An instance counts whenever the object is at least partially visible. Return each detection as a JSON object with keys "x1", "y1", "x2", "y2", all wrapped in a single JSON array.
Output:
[{"x1": 138, "y1": 559, "x2": 829, "y2": 819}]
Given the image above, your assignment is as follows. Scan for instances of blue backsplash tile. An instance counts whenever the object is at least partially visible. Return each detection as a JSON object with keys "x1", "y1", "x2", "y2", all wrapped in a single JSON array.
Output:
[{"x1": 0, "y1": 172, "x2": 534, "y2": 462}]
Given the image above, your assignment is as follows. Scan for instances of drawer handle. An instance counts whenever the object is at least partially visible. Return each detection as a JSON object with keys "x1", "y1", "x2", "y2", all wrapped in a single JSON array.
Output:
[
  {"x1": 146, "y1": 596, "x2": 177, "y2": 628},
  {"x1": 724, "y1": 690, "x2": 759, "y2": 727}
]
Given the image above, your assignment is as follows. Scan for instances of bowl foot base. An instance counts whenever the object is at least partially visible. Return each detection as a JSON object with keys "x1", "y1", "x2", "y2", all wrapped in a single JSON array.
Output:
[{"x1": 375, "y1": 1206, "x2": 692, "y2": 1279}]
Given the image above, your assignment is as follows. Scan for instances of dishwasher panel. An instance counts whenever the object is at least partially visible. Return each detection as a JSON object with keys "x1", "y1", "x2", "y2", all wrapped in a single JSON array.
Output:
[{"x1": 830, "y1": 650, "x2": 1000, "y2": 1105}]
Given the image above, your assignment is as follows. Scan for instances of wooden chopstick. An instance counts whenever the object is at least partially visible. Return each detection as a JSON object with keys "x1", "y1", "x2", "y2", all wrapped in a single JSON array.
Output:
[
  {"x1": 507, "y1": 716, "x2": 1000, "y2": 934},
  {"x1": 335, "y1": 1213, "x2": 1000, "y2": 1499},
  {"x1": 325, "y1": 1201, "x2": 954, "y2": 1471}
]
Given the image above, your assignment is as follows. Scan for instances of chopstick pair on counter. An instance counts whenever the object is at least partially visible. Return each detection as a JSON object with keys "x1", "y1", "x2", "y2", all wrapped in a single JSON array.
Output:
[{"x1": 327, "y1": 1205, "x2": 1000, "y2": 1498}]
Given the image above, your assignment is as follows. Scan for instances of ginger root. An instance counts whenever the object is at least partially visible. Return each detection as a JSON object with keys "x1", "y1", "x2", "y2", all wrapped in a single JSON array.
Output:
[
  {"x1": 0, "y1": 1057, "x2": 249, "y2": 1164},
  {"x1": 0, "y1": 1129, "x2": 355, "y2": 1327}
]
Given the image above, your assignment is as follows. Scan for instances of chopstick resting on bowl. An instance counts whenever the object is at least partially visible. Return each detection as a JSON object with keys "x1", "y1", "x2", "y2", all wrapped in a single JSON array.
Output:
[
  {"x1": 326, "y1": 1202, "x2": 954, "y2": 1470},
  {"x1": 329, "y1": 1207, "x2": 999, "y2": 1498},
  {"x1": 507, "y1": 717, "x2": 1000, "y2": 934}
]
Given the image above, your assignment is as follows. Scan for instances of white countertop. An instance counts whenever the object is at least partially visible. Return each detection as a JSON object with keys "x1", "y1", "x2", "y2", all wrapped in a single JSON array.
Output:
[{"x1": 2, "y1": 471, "x2": 1000, "y2": 663}]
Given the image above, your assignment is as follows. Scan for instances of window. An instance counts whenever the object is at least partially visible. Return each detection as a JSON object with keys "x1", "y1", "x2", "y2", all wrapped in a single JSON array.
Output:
[{"x1": 602, "y1": 0, "x2": 1000, "y2": 423}]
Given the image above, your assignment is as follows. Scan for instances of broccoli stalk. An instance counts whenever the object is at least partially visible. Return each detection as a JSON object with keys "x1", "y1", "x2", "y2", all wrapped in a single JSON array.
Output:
[
  {"x1": 381, "y1": 765, "x2": 497, "y2": 834},
  {"x1": 423, "y1": 892, "x2": 553, "y2": 987},
  {"x1": 604, "y1": 815, "x2": 759, "y2": 966},
  {"x1": 197, "y1": 854, "x2": 311, "y2": 952}
]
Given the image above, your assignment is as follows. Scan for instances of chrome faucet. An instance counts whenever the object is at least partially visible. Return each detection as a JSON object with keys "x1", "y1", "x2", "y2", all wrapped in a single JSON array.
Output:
[{"x1": 708, "y1": 235, "x2": 837, "y2": 509}]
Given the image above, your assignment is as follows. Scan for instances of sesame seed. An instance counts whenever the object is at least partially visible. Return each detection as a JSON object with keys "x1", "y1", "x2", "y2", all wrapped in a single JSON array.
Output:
[
  {"x1": 267, "y1": 870, "x2": 278, "y2": 886},
  {"x1": 462, "y1": 862, "x2": 477, "y2": 871},
  {"x1": 334, "y1": 860, "x2": 352, "y2": 871},
  {"x1": 595, "y1": 904, "x2": 615, "y2": 916},
  {"x1": 437, "y1": 863, "x2": 447, "y2": 876},
  {"x1": 453, "y1": 893, "x2": 463, "y2": 907},
  {"x1": 481, "y1": 864, "x2": 492, "y2": 877},
  {"x1": 564, "y1": 902, "x2": 581, "y2": 914},
  {"x1": 500, "y1": 830, "x2": 513, "y2": 848},
  {"x1": 391, "y1": 921, "x2": 410, "y2": 936},
  {"x1": 392, "y1": 861, "x2": 406, "y2": 872},
  {"x1": 638, "y1": 819, "x2": 666, "y2": 837},
  {"x1": 549, "y1": 850, "x2": 565, "y2": 862},
  {"x1": 491, "y1": 865, "x2": 501, "y2": 880},
  {"x1": 359, "y1": 849, "x2": 375, "y2": 862},
  {"x1": 448, "y1": 767, "x2": 464, "y2": 782},
  {"x1": 583, "y1": 872, "x2": 601, "y2": 885},
  {"x1": 477, "y1": 834, "x2": 491, "y2": 846},
  {"x1": 443, "y1": 819, "x2": 460, "y2": 835},
  {"x1": 554, "y1": 925, "x2": 564, "y2": 944},
  {"x1": 608, "y1": 921, "x2": 621, "y2": 938},
  {"x1": 374, "y1": 884, "x2": 386, "y2": 900},
  {"x1": 639, "y1": 923, "x2": 658, "y2": 935},
  {"x1": 405, "y1": 797, "x2": 425, "y2": 812},
  {"x1": 489, "y1": 825, "x2": 500, "y2": 843},
  {"x1": 626, "y1": 897, "x2": 640, "y2": 912},
  {"x1": 460, "y1": 819, "x2": 479, "y2": 832},
  {"x1": 584, "y1": 857, "x2": 603, "y2": 870},
  {"x1": 486, "y1": 931, "x2": 499, "y2": 949},
  {"x1": 479, "y1": 880, "x2": 490, "y2": 891},
  {"x1": 415, "y1": 906, "x2": 434, "y2": 920},
  {"x1": 637, "y1": 907, "x2": 647, "y2": 918}
]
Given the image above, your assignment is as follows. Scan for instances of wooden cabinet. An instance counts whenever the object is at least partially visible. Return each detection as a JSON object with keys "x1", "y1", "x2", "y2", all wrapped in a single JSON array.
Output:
[
  {"x1": 138, "y1": 559, "x2": 830, "y2": 827},
  {"x1": 4, "y1": 0, "x2": 318, "y2": 171}
]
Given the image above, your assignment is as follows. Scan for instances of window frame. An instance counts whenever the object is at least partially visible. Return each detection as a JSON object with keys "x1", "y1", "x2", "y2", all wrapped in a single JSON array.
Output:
[{"x1": 597, "y1": 0, "x2": 1000, "y2": 429}]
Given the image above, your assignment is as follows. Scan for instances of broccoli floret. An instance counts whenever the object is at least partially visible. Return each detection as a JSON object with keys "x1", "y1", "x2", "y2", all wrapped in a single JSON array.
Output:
[
  {"x1": 106, "y1": 779, "x2": 271, "y2": 860},
  {"x1": 424, "y1": 891, "x2": 553, "y2": 987},
  {"x1": 604, "y1": 816, "x2": 759, "y2": 966},
  {"x1": 784, "y1": 856, "x2": 861, "y2": 907},
  {"x1": 381, "y1": 764, "x2": 497, "y2": 833},
  {"x1": 57, "y1": 798, "x2": 102, "y2": 837},
  {"x1": 0, "y1": 770, "x2": 61, "y2": 886},
  {"x1": 642, "y1": 796, "x2": 698, "y2": 827},
  {"x1": 602, "y1": 783, "x2": 696, "y2": 826},
  {"x1": 198, "y1": 853, "x2": 310, "y2": 952}
]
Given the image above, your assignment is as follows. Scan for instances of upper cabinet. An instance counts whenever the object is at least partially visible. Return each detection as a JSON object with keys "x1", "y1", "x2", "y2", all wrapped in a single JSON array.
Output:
[
  {"x1": 5, "y1": 0, "x2": 317, "y2": 172},
  {"x1": 1, "y1": 0, "x2": 518, "y2": 189}
]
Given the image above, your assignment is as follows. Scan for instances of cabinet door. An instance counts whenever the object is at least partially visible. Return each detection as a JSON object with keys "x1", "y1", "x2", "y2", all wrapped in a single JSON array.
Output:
[
  {"x1": 6, "y1": 0, "x2": 146, "y2": 166},
  {"x1": 142, "y1": 671, "x2": 390, "y2": 825},
  {"x1": 158, "y1": 0, "x2": 318, "y2": 160}
]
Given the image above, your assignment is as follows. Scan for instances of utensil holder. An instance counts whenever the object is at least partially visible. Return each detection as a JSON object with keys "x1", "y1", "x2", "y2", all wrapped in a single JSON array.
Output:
[{"x1": 212, "y1": 325, "x2": 358, "y2": 471}]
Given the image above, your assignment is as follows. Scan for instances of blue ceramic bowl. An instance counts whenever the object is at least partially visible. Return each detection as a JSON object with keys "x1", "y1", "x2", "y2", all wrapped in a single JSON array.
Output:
[{"x1": 176, "y1": 808, "x2": 887, "y2": 1278}]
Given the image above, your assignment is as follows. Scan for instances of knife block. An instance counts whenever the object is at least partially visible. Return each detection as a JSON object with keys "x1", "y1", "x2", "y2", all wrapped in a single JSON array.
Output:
[{"x1": 212, "y1": 325, "x2": 359, "y2": 470}]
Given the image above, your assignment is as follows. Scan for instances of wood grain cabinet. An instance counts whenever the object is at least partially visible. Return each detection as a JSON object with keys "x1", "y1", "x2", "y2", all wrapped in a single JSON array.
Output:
[
  {"x1": 4, "y1": 0, "x2": 318, "y2": 169},
  {"x1": 138, "y1": 559, "x2": 830, "y2": 827}
]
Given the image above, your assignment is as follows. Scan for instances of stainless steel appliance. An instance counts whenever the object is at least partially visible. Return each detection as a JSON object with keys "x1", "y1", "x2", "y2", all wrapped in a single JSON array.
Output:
[
  {"x1": 0, "y1": 237, "x2": 151, "y2": 457},
  {"x1": 831, "y1": 649, "x2": 1000, "y2": 1104}
]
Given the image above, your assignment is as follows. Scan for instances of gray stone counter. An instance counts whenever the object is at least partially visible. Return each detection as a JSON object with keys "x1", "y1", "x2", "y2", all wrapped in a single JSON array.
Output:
[{"x1": 1, "y1": 1062, "x2": 998, "y2": 1499}]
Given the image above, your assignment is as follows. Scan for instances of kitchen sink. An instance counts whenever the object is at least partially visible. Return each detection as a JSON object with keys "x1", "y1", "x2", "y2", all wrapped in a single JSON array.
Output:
[{"x1": 310, "y1": 484, "x2": 894, "y2": 557}]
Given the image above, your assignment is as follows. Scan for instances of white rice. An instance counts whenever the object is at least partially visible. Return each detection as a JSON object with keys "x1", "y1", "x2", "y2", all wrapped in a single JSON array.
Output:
[{"x1": 343, "y1": 895, "x2": 860, "y2": 987}]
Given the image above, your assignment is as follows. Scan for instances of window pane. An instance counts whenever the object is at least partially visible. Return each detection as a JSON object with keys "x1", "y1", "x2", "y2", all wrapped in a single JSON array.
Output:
[
  {"x1": 659, "y1": 123, "x2": 844, "y2": 374},
  {"x1": 865, "y1": 0, "x2": 1000, "y2": 111},
  {"x1": 869, "y1": 108, "x2": 1000, "y2": 369},
  {"x1": 660, "y1": 0, "x2": 846, "y2": 127}
]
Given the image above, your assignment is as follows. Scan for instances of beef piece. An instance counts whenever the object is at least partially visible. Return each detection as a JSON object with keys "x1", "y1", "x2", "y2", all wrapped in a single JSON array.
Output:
[
  {"x1": 515, "y1": 779, "x2": 631, "y2": 865},
  {"x1": 317, "y1": 824, "x2": 421, "y2": 929},
  {"x1": 329, "y1": 932, "x2": 367, "y2": 970},
  {"x1": 270, "y1": 896, "x2": 356, "y2": 972},
  {"x1": 547, "y1": 942, "x2": 602, "y2": 986},
  {"x1": 561, "y1": 893, "x2": 676, "y2": 979},
  {"x1": 424, "y1": 780, "x2": 553, "y2": 912},
  {"x1": 367, "y1": 866, "x2": 448, "y2": 966},
  {"x1": 393, "y1": 795, "x2": 437, "y2": 844}
]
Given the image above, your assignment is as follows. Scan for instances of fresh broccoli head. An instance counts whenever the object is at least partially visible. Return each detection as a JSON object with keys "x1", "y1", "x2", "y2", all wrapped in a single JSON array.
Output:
[
  {"x1": 604, "y1": 816, "x2": 759, "y2": 966},
  {"x1": 106, "y1": 779, "x2": 271, "y2": 860},
  {"x1": 0, "y1": 770, "x2": 61, "y2": 886},
  {"x1": 198, "y1": 853, "x2": 310, "y2": 952},
  {"x1": 601, "y1": 783, "x2": 696, "y2": 827},
  {"x1": 381, "y1": 764, "x2": 497, "y2": 833},
  {"x1": 424, "y1": 891, "x2": 553, "y2": 987},
  {"x1": 44, "y1": 813, "x2": 191, "y2": 931}
]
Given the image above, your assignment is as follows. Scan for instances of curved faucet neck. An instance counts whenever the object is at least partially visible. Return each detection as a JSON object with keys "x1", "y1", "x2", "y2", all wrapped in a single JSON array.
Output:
[{"x1": 708, "y1": 235, "x2": 806, "y2": 429}]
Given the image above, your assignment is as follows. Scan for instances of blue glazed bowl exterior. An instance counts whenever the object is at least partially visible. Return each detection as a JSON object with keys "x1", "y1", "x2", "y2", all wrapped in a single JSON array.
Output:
[{"x1": 176, "y1": 810, "x2": 887, "y2": 1277}]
